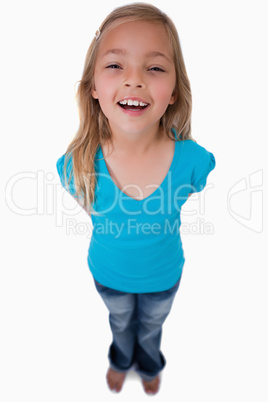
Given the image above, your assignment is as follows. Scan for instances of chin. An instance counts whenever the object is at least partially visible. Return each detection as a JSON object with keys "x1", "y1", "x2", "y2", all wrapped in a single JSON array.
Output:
[{"x1": 110, "y1": 124, "x2": 150, "y2": 136}]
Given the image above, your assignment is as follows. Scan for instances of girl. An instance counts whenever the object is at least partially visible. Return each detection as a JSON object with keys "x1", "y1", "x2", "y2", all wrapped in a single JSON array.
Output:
[{"x1": 57, "y1": 3, "x2": 215, "y2": 395}]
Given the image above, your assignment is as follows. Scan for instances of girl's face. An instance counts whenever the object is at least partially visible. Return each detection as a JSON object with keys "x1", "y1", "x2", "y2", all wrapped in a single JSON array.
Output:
[{"x1": 92, "y1": 20, "x2": 176, "y2": 138}]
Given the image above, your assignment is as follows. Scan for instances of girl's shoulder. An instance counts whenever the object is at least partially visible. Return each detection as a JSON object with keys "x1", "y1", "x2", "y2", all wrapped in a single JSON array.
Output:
[
  {"x1": 177, "y1": 137, "x2": 215, "y2": 165},
  {"x1": 172, "y1": 128, "x2": 211, "y2": 155},
  {"x1": 56, "y1": 152, "x2": 73, "y2": 171},
  {"x1": 178, "y1": 136, "x2": 207, "y2": 152}
]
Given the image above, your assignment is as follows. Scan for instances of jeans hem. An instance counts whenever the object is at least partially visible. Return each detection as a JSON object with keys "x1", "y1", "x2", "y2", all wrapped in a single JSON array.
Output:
[
  {"x1": 136, "y1": 367, "x2": 164, "y2": 382},
  {"x1": 134, "y1": 354, "x2": 166, "y2": 382},
  {"x1": 109, "y1": 361, "x2": 134, "y2": 374}
]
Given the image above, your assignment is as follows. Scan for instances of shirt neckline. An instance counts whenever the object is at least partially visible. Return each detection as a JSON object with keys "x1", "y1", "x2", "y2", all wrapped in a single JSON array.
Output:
[{"x1": 99, "y1": 134, "x2": 179, "y2": 203}]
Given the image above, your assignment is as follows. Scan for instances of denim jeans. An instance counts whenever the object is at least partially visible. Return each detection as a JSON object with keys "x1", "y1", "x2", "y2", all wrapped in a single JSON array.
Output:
[{"x1": 94, "y1": 276, "x2": 181, "y2": 382}]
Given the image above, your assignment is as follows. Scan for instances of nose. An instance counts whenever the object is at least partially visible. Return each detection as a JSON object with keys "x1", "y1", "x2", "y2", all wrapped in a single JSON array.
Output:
[
  {"x1": 123, "y1": 68, "x2": 146, "y2": 89},
  {"x1": 125, "y1": 82, "x2": 143, "y2": 88}
]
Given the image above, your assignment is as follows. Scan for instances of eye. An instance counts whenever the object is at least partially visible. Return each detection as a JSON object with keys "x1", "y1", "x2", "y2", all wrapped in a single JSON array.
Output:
[
  {"x1": 148, "y1": 67, "x2": 165, "y2": 72},
  {"x1": 106, "y1": 64, "x2": 122, "y2": 69}
]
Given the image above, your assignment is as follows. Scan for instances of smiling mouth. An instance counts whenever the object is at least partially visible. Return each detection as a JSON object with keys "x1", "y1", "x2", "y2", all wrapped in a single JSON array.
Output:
[{"x1": 118, "y1": 99, "x2": 149, "y2": 111}]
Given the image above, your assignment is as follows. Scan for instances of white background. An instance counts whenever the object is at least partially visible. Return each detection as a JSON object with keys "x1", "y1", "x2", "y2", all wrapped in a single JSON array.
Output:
[{"x1": 1, "y1": 0, "x2": 267, "y2": 401}]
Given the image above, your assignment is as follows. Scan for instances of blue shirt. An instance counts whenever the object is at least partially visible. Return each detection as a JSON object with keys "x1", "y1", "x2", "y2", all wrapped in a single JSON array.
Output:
[{"x1": 56, "y1": 132, "x2": 215, "y2": 293}]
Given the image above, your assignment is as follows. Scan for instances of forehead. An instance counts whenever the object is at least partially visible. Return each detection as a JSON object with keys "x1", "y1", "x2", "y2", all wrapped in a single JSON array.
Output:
[{"x1": 98, "y1": 20, "x2": 173, "y2": 59}]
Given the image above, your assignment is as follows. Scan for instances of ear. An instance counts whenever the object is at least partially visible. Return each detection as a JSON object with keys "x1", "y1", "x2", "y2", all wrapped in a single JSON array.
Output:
[
  {"x1": 92, "y1": 89, "x2": 98, "y2": 99},
  {"x1": 169, "y1": 92, "x2": 177, "y2": 105}
]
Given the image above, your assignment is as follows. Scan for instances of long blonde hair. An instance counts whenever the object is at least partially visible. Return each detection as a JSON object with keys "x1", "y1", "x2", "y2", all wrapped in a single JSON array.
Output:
[{"x1": 63, "y1": 2, "x2": 192, "y2": 211}]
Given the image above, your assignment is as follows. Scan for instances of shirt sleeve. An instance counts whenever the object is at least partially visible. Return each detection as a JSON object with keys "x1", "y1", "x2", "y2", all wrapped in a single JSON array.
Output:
[
  {"x1": 56, "y1": 153, "x2": 77, "y2": 196},
  {"x1": 190, "y1": 146, "x2": 216, "y2": 193}
]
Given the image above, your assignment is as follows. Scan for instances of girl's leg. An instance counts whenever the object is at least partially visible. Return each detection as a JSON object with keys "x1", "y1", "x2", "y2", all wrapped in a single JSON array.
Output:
[
  {"x1": 135, "y1": 277, "x2": 181, "y2": 389},
  {"x1": 94, "y1": 280, "x2": 137, "y2": 373}
]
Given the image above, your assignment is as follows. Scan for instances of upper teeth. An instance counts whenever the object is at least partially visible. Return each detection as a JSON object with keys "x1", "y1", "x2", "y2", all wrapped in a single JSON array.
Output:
[{"x1": 119, "y1": 100, "x2": 148, "y2": 106}]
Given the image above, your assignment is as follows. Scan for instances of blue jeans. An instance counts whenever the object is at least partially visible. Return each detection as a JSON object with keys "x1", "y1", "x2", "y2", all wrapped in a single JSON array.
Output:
[{"x1": 94, "y1": 277, "x2": 181, "y2": 382}]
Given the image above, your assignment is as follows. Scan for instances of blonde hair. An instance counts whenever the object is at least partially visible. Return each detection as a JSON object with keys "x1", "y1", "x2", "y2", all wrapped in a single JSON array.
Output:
[{"x1": 63, "y1": 2, "x2": 192, "y2": 211}]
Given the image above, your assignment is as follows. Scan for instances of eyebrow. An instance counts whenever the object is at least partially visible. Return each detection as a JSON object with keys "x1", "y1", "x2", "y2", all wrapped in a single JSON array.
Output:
[
  {"x1": 146, "y1": 51, "x2": 172, "y2": 63},
  {"x1": 101, "y1": 48, "x2": 172, "y2": 63},
  {"x1": 101, "y1": 48, "x2": 127, "y2": 58}
]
